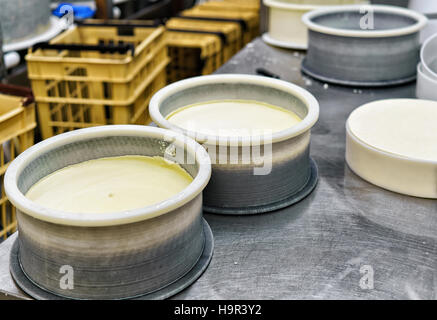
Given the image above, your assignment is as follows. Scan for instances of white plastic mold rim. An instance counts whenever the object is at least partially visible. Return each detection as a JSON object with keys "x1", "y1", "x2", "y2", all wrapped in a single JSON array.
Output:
[
  {"x1": 3, "y1": 17, "x2": 68, "y2": 53},
  {"x1": 420, "y1": 32, "x2": 437, "y2": 80},
  {"x1": 262, "y1": 33, "x2": 308, "y2": 50},
  {"x1": 302, "y1": 4, "x2": 428, "y2": 38},
  {"x1": 263, "y1": 0, "x2": 365, "y2": 11},
  {"x1": 4, "y1": 125, "x2": 212, "y2": 227},
  {"x1": 416, "y1": 62, "x2": 437, "y2": 100},
  {"x1": 149, "y1": 74, "x2": 320, "y2": 147}
]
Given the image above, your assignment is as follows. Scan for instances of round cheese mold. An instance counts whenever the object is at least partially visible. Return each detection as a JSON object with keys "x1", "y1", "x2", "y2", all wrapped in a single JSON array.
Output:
[
  {"x1": 5, "y1": 125, "x2": 213, "y2": 300},
  {"x1": 150, "y1": 74, "x2": 320, "y2": 214},
  {"x1": 302, "y1": 5, "x2": 427, "y2": 86},
  {"x1": 262, "y1": 0, "x2": 366, "y2": 50}
]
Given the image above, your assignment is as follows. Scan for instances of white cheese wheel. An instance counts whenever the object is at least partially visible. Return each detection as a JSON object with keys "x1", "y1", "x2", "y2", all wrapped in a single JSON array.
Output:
[{"x1": 346, "y1": 99, "x2": 437, "y2": 199}]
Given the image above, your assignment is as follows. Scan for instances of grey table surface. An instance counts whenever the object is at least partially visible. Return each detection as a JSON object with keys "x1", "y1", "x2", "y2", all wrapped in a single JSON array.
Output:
[{"x1": 0, "y1": 38, "x2": 436, "y2": 300}]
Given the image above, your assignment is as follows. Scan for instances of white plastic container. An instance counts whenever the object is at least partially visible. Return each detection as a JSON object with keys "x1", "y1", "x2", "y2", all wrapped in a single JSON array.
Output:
[
  {"x1": 420, "y1": 33, "x2": 437, "y2": 79},
  {"x1": 416, "y1": 62, "x2": 437, "y2": 101},
  {"x1": 150, "y1": 74, "x2": 320, "y2": 214},
  {"x1": 5, "y1": 125, "x2": 213, "y2": 300},
  {"x1": 262, "y1": 0, "x2": 365, "y2": 50},
  {"x1": 409, "y1": 0, "x2": 437, "y2": 14}
]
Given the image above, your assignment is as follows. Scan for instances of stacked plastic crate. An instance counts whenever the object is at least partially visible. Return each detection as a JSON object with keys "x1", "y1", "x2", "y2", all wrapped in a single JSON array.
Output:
[
  {"x1": 26, "y1": 20, "x2": 170, "y2": 139},
  {"x1": 181, "y1": 1, "x2": 260, "y2": 45},
  {"x1": 165, "y1": 0, "x2": 260, "y2": 84},
  {"x1": 165, "y1": 30, "x2": 223, "y2": 84},
  {"x1": 166, "y1": 18, "x2": 243, "y2": 64},
  {"x1": 0, "y1": 85, "x2": 36, "y2": 240}
]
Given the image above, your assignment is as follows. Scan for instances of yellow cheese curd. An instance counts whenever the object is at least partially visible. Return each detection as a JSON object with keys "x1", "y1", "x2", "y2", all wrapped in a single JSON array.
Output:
[
  {"x1": 26, "y1": 156, "x2": 193, "y2": 213},
  {"x1": 166, "y1": 99, "x2": 302, "y2": 137}
]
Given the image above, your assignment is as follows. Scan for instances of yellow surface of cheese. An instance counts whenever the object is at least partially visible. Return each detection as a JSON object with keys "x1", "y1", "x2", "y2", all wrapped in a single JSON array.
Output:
[
  {"x1": 166, "y1": 99, "x2": 302, "y2": 137},
  {"x1": 26, "y1": 156, "x2": 193, "y2": 213}
]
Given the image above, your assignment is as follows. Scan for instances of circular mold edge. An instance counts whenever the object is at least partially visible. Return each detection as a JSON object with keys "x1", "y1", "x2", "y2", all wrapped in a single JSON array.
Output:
[
  {"x1": 263, "y1": 0, "x2": 365, "y2": 11},
  {"x1": 262, "y1": 33, "x2": 308, "y2": 50},
  {"x1": 345, "y1": 123, "x2": 437, "y2": 199},
  {"x1": 203, "y1": 157, "x2": 318, "y2": 215},
  {"x1": 302, "y1": 4, "x2": 428, "y2": 38},
  {"x1": 301, "y1": 57, "x2": 417, "y2": 87},
  {"x1": 149, "y1": 74, "x2": 320, "y2": 147},
  {"x1": 3, "y1": 17, "x2": 67, "y2": 53},
  {"x1": 9, "y1": 219, "x2": 214, "y2": 300},
  {"x1": 4, "y1": 125, "x2": 212, "y2": 227},
  {"x1": 420, "y1": 32, "x2": 437, "y2": 79}
]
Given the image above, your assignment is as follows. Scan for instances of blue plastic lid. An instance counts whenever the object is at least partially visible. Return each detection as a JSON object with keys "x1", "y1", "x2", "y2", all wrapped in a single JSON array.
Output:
[{"x1": 53, "y1": 3, "x2": 96, "y2": 20}]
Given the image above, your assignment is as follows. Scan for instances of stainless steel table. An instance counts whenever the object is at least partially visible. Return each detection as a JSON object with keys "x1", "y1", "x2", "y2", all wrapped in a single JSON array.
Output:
[{"x1": 1, "y1": 38, "x2": 436, "y2": 300}]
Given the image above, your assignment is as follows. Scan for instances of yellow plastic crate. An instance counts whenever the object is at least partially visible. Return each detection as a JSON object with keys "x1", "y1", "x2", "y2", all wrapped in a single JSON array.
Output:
[
  {"x1": 181, "y1": 6, "x2": 259, "y2": 45},
  {"x1": 166, "y1": 31, "x2": 222, "y2": 84},
  {"x1": 38, "y1": 64, "x2": 167, "y2": 138},
  {"x1": 196, "y1": 0, "x2": 260, "y2": 13},
  {"x1": 222, "y1": 0, "x2": 260, "y2": 7},
  {"x1": 27, "y1": 21, "x2": 167, "y2": 103},
  {"x1": 0, "y1": 85, "x2": 36, "y2": 241},
  {"x1": 26, "y1": 20, "x2": 170, "y2": 138},
  {"x1": 166, "y1": 17, "x2": 242, "y2": 63}
]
